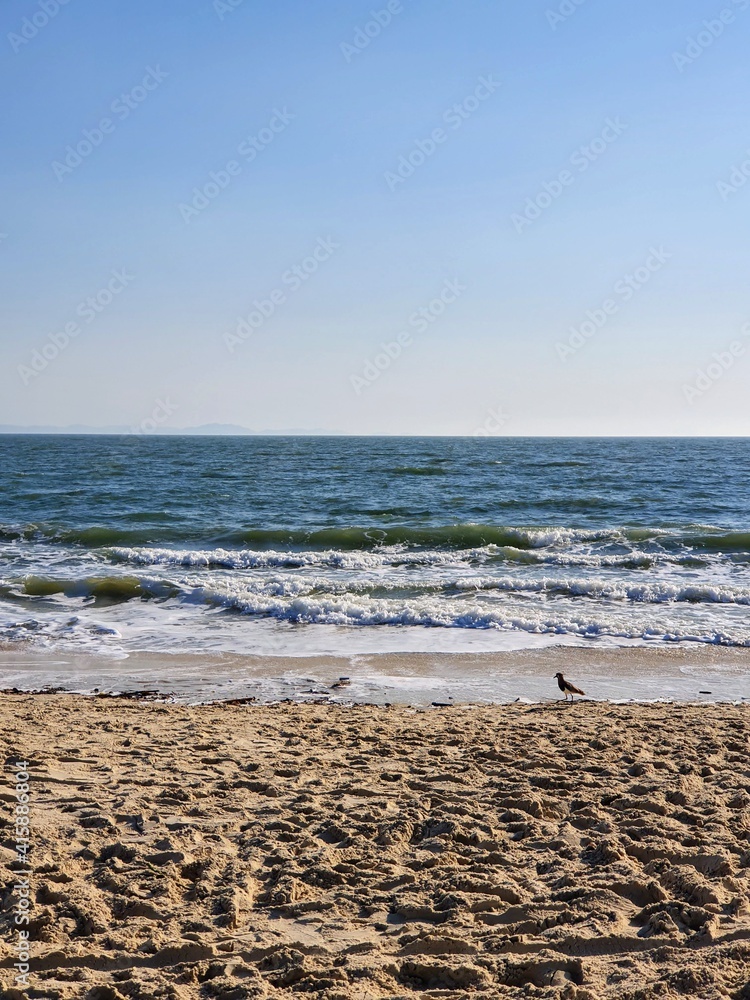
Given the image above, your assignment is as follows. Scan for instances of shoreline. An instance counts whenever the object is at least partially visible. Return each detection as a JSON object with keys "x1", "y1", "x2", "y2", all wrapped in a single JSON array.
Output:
[
  {"x1": 2, "y1": 643, "x2": 750, "y2": 705},
  {"x1": 1, "y1": 696, "x2": 748, "y2": 998}
]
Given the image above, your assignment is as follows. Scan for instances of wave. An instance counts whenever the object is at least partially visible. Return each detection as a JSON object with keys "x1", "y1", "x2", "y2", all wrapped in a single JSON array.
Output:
[
  {"x1": 3, "y1": 574, "x2": 750, "y2": 650},
  {"x1": 103, "y1": 544, "x2": 674, "y2": 571},
  {"x1": 106, "y1": 546, "x2": 405, "y2": 570},
  {"x1": 123, "y1": 588, "x2": 750, "y2": 646},
  {"x1": 1, "y1": 602, "x2": 745, "y2": 648},
  {"x1": 390, "y1": 466, "x2": 448, "y2": 476},
  {"x1": 1, "y1": 576, "x2": 180, "y2": 603},
  {"x1": 0, "y1": 523, "x2": 675, "y2": 552},
  {"x1": 453, "y1": 577, "x2": 750, "y2": 605},
  {"x1": 105, "y1": 544, "x2": 547, "y2": 571},
  {"x1": 542, "y1": 461, "x2": 588, "y2": 468},
  {"x1": 5, "y1": 570, "x2": 750, "y2": 609},
  {"x1": 4, "y1": 523, "x2": 586, "y2": 549},
  {"x1": 2, "y1": 521, "x2": 749, "y2": 553},
  {"x1": 0, "y1": 614, "x2": 122, "y2": 648},
  {"x1": 682, "y1": 531, "x2": 750, "y2": 552}
]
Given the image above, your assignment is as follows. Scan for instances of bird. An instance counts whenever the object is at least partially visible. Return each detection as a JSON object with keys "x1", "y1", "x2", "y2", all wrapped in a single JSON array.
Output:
[{"x1": 554, "y1": 672, "x2": 585, "y2": 701}]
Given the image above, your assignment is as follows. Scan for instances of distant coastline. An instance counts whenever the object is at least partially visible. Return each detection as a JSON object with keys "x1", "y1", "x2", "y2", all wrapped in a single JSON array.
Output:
[{"x1": 0, "y1": 424, "x2": 336, "y2": 436}]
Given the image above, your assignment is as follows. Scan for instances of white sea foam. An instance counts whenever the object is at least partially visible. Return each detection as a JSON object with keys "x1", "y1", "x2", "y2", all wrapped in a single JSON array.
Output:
[
  {"x1": 146, "y1": 567, "x2": 750, "y2": 607},
  {"x1": 104, "y1": 543, "x2": 721, "y2": 572},
  {"x1": 2, "y1": 522, "x2": 749, "y2": 654},
  {"x1": 0, "y1": 611, "x2": 123, "y2": 651},
  {"x1": 2, "y1": 580, "x2": 749, "y2": 654},
  {"x1": 107, "y1": 545, "x2": 458, "y2": 570},
  {"x1": 452, "y1": 576, "x2": 750, "y2": 604},
  {"x1": 145, "y1": 580, "x2": 749, "y2": 646}
]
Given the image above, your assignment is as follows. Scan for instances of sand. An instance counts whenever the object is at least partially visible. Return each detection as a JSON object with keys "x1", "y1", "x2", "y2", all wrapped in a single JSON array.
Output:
[
  {"x1": 1, "y1": 695, "x2": 749, "y2": 999},
  {"x1": 4, "y1": 644, "x2": 750, "y2": 704}
]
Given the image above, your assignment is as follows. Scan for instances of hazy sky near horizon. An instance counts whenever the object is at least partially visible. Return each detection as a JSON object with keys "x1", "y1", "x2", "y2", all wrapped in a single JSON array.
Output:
[{"x1": 2, "y1": 0, "x2": 749, "y2": 435}]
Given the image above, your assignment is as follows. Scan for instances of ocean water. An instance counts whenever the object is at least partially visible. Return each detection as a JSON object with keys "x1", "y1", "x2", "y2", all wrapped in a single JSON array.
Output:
[{"x1": 1, "y1": 435, "x2": 749, "y2": 659}]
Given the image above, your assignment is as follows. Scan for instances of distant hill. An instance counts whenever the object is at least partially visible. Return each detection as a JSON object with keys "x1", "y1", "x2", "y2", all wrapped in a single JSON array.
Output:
[
  {"x1": 0, "y1": 423, "x2": 251, "y2": 435},
  {"x1": 0, "y1": 424, "x2": 338, "y2": 436}
]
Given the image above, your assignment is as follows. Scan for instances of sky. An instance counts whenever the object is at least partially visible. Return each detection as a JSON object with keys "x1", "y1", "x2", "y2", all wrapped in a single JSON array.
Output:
[{"x1": 1, "y1": 0, "x2": 749, "y2": 435}]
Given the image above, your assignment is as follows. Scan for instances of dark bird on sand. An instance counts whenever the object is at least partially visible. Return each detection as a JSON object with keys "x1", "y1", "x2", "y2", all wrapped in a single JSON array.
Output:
[{"x1": 554, "y1": 672, "x2": 586, "y2": 701}]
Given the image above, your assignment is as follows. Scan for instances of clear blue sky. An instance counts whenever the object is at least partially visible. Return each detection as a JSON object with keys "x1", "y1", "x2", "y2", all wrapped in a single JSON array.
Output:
[{"x1": 2, "y1": 0, "x2": 749, "y2": 434}]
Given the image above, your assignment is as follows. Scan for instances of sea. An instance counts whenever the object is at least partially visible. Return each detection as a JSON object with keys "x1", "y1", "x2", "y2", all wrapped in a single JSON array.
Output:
[{"x1": 1, "y1": 436, "x2": 749, "y2": 671}]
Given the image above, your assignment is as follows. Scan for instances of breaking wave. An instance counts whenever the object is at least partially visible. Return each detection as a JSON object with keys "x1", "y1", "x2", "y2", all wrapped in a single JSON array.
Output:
[
  {"x1": 3, "y1": 569, "x2": 750, "y2": 610},
  {"x1": 1, "y1": 522, "x2": 749, "y2": 554}
]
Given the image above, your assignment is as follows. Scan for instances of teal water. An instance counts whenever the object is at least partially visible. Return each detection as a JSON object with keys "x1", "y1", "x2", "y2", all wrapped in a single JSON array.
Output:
[{"x1": 1, "y1": 435, "x2": 749, "y2": 654}]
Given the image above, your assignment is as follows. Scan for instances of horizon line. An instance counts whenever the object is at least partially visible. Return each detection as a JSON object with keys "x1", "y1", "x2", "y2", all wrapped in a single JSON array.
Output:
[{"x1": 2, "y1": 430, "x2": 750, "y2": 440}]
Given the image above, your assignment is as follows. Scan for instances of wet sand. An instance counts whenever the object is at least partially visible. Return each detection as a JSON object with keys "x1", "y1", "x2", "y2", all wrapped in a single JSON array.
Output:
[
  {"x1": 1, "y1": 694, "x2": 749, "y2": 998},
  {"x1": 2, "y1": 643, "x2": 750, "y2": 704}
]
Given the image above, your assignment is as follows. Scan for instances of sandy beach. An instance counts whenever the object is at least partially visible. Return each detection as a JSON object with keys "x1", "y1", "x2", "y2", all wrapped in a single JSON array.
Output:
[{"x1": 2, "y1": 695, "x2": 749, "y2": 999}]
